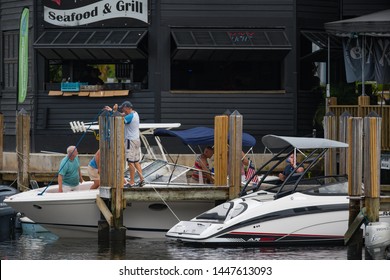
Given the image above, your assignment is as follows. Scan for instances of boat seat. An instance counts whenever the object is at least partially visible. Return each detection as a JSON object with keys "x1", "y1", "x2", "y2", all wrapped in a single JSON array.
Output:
[{"x1": 134, "y1": 159, "x2": 168, "y2": 183}]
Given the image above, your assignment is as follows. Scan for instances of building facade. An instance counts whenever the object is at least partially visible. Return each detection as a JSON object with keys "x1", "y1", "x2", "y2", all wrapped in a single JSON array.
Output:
[{"x1": 1, "y1": 0, "x2": 389, "y2": 153}]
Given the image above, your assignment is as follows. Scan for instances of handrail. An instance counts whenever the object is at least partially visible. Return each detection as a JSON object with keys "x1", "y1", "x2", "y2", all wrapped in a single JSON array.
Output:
[{"x1": 328, "y1": 104, "x2": 390, "y2": 151}]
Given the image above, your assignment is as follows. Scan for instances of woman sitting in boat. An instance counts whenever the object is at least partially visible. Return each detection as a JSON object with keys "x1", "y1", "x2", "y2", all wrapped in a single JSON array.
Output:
[
  {"x1": 87, "y1": 149, "x2": 100, "y2": 190},
  {"x1": 278, "y1": 153, "x2": 304, "y2": 181},
  {"x1": 191, "y1": 146, "x2": 214, "y2": 184}
]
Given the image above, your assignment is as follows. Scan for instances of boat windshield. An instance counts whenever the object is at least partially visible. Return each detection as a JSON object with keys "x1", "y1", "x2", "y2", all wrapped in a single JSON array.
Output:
[
  {"x1": 263, "y1": 175, "x2": 349, "y2": 198},
  {"x1": 297, "y1": 176, "x2": 349, "y2": 195},
  {"x1": 194, "y1": 201, "x2": 248, "y2": 222}
]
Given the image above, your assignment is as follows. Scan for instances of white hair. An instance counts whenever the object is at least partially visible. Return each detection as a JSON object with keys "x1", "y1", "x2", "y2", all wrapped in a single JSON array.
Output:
[{"x1": 67, "y1": 145, "x2": 76, "y2": 155}]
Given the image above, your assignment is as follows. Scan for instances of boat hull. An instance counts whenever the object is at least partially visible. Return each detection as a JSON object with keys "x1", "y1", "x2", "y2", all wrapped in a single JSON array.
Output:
[
  {"x1": 166, "y1": 192, "x2": 390, "y2": 245},
  {"x1": 4, "y1": 182, "x2": 217, "y2": 239}
]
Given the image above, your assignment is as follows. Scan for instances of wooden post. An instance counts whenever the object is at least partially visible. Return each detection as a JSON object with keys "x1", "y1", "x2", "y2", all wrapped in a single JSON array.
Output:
[
  {"x1": 98, "y1": 113, "x2": 125, "y2": 243},
  {"x1": 363, "y1": 112, "x2": 381, "y2": 259},
  {"x1": 228, "y1": 110, "x2": 242, "y2": 199},
  {"x1": 98, "y1": 114, "x2": 111, "y2": 242},
  {"x1": 363, "y1": 112, "x2": 381, "y2": 222},
  {"x1": 323, "y1": 111, "x2": 337, "y2": 176},
  {"x1": 214, "y1": 115, "x2": 228, "y2": 186},
  {"x1": 358, "y1": 96, "x2": 370, "y2": 117},
  {"x1": 346, "y1": 117, "x2": 363, "y2": 260},
  {"x1": 0, "y1": 113, "x2": 3, "y2": 171},
  {"x1": 16, "y1": 109, "x2": 30, "y2": 192},
  {"x1": 110, "y1": 115, "x2": 125, "y2": 242},
  {"x1": 339, "y1": 111, "x2": 351, "y2": 175}
]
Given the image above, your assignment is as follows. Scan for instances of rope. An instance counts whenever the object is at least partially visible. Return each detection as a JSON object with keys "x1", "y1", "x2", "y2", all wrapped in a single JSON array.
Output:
[
  {"x1": 149, "y1": 155, "x2": 181, "y2": 222},
  {"x1": 15, "y1": 149, "x2": 34, "y2": 192},
  {"x1": 38, "y1": 110, "x2": 104, "y2": 195}
]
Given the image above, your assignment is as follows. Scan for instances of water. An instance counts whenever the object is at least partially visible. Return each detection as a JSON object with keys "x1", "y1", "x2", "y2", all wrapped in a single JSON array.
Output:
[{"x1": 0, "y1": 232, "x2": 349, "y2": 260}]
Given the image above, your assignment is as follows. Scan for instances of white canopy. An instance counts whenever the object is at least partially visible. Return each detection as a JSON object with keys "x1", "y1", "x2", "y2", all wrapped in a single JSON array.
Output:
[{"x1": 262, "y1": 135, "x2": 348, "y2": 150}]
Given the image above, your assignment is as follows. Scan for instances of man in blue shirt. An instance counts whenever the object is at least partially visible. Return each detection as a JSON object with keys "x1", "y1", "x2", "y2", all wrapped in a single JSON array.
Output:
[
  {"x1": 119, "y1": 101, "x2": 145, "y2": 187},
  {"x1": 58, "y1": 145, "x2": 84, "y2": 192},
  {"x1": 104, "y1": 101, "x2": 145, "y2": 187}
]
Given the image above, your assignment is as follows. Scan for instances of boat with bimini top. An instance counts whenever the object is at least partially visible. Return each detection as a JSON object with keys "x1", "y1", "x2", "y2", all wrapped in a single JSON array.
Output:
[{"x1": 166, "y1": 134, "x2": 390, "y2": 245}]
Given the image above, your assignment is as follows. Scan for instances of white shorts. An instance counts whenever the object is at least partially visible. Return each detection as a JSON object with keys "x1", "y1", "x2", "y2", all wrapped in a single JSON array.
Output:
[
  {"x1": 87, "y1": 165, "x2": 100, "y2": 180},
  {"x1": 62, "y1": 185, "x2": 82, "y2": 192},
  {"x1": 125, "y1": 139, "x2": 141, "y2": 163}
]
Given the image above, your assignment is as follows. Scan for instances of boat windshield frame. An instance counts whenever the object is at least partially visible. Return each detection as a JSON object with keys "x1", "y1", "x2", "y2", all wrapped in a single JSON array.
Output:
[{"x1": 240, "y1": 135, "x2": 349, "y2": 198}]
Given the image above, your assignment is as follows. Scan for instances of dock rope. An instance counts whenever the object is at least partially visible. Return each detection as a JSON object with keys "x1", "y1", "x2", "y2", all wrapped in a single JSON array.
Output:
[{"x1": 149, "y1": 156, "x2": 181, "y2": 222}]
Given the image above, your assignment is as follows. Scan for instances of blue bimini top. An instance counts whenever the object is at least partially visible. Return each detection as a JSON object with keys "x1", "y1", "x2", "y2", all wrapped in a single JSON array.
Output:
[{"x1": 154, "y1": 126, "x2": 256, "y2": 147}]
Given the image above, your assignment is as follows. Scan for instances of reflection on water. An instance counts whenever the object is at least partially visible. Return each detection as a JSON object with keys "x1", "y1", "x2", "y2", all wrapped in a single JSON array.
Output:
[{"x1": 0, "y1": 232, "x2": 349, "y2": 260}]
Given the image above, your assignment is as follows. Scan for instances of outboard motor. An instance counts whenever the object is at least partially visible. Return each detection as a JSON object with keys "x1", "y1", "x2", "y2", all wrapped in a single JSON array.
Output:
[{"x1": 365, "y1": 222, "x2": 390, "y2": 260}]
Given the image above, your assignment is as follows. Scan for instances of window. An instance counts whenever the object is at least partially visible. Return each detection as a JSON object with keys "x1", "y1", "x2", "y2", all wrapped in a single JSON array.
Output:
[
  {"x1": 171, "y1": 60, "x2": 282, "y2": 91},
  {"x1": 171, "y1": 29, "x2": 290, "y2": 91}
]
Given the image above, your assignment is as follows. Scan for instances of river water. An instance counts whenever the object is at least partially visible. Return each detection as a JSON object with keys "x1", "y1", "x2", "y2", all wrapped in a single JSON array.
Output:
[{"x1": 0, "y1": 231, "x2": 350, "y2": 260}]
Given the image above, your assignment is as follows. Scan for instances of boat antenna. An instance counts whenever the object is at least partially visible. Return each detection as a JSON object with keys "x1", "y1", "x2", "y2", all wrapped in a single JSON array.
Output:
[{"x1": 37, "y1": 109, "x2": 104, "y2": 195}]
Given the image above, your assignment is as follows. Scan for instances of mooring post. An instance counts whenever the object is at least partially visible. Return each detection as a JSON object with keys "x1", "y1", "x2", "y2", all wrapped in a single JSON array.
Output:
[
  {"x1": 110, "y1": 115, "x2": 125, "y2": 243},
  {"x1": 323, "y1": 111, "x2": 337, "y2": 176},
  {"x1": 346, "y1": 117, "x2": 363, "y2": 260},
  {"x1": 228, "y1": 111, "x2": 242, "y2": 199},
  {"x1": 16, "y1": 109, "x2": 30, "y2": 192},
  {"x1": 97, "y1": 113, "x2": 126, "y2": 245},
  {"x1": 214, "y1": 115, "x2": 228, "y2": 186},
  {"x1": 363, "y1": 112, "x2": 381, "y2": 259},
  {"x1": 0, "y1": 113, "x2": 3, "y2": 171},
  {"x1": 339, "y1": 111, "x2": 351, "y2": 175}
]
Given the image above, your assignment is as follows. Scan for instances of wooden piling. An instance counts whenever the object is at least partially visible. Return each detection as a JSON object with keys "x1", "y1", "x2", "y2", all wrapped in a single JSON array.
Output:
[
  {"x1": 97, "y1": 113, "x2": 126, "y2": 243},
  {"x1": 323, "y1": 111, "x2": 337, "y2": 176},
  {"x1": 16, "y1": 109, "x2": 30, "y2": 192},
  {"x1": 363, "y1": 112, "x2": 381, "y2": 222},
  {"x1": 363, "y1": 112, "x2": 381, "y2": 260},
  {"x1": 214, "y1": 115, "x2": 228, "y2": 186},
  {"x1": 112, "y1": 116, "x2": 125, "y2": 229},
  {"x1": 228, "y1": 111, "x2": 243, "y2": 199},
  {"x1": 0, "y1": 113, "x2": 3, "y2": 171},
  {"x1": 346, "y1": 117, "x2": 363, "y2": 260},
  {"x1": 338, "y1": 111, "x2": 351, "y2": 175}
]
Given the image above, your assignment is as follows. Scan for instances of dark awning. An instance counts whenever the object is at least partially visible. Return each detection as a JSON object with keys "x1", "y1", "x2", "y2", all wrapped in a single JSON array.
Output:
[
  {"x1": 301, "y1": 31, "x2": 342, "y2": 49},
  {"x1": 171, "y1": 29, "x2": 291, "y2": 61},
  {"x1": 324, "y1": 9, "x2": 390, "y2": 36},
  {"x1": 34, "y1": 29, "x2": 148, "y2": 60},
  {"x1": 300, "y1": 31, "x2": 342, "y2": 62}
]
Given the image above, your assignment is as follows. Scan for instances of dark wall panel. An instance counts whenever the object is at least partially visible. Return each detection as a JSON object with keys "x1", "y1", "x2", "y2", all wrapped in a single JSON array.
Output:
[
  {"x1": 342, "y1": 0, "x2": 390, "y2": 18},
  {"x1": 160, "y1": 91, "x2": 295, "y2": 152}
]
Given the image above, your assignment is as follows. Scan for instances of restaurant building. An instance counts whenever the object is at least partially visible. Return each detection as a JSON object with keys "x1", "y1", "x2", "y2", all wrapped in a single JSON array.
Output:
[{"x1": 0, "y1": 0, "x2": 389, "y2": 153}]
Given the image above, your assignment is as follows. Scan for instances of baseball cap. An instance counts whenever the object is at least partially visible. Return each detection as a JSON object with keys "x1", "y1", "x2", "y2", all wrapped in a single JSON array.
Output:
[{"x1": 119, "y1": 101, "x2": 133, "y2": 110}]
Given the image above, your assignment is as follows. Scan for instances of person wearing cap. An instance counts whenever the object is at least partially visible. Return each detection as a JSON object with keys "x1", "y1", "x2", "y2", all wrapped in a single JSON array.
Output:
[{"x1": 104, "y1": 101, "x2": 145, "y2": 187}]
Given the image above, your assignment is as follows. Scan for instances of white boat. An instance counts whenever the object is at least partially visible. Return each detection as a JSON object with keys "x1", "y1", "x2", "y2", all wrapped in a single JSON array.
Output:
[
  {"x1": 4, "y1": 124, "x2": 257, "y2": 239},
  {"x1": 166, "y1": 134, "x2": 390, "y2": 245}
]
